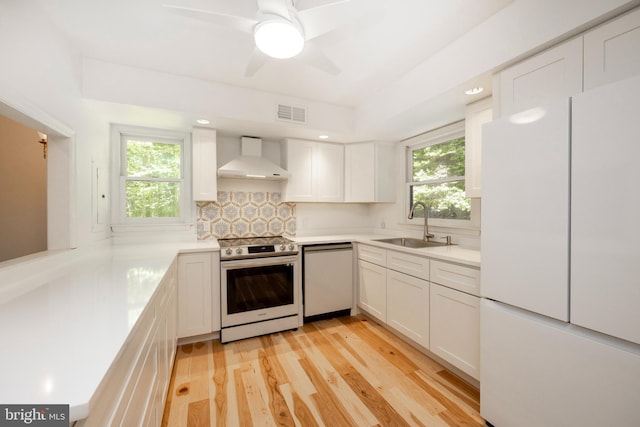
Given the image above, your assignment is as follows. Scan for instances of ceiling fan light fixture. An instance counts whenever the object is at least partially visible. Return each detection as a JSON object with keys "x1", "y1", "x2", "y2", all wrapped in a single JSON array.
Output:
[{"x1": 254, "y1": 19, "x2": 304, "y2": 59}]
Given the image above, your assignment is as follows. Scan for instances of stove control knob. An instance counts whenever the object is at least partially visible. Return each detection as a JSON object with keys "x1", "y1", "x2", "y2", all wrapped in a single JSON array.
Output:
[
  {"x1": 225, "y1": 248, "x2": 232, "y2": 255},
  {"x1": 235, "y1": 248, "x2": 243, "y2": 255},
  {"x1": 288, "y1": 244, "x2": 295, "y2": 251},
  {"x1": 279, "y1": 244, "x2": 286, "y2": 251}
]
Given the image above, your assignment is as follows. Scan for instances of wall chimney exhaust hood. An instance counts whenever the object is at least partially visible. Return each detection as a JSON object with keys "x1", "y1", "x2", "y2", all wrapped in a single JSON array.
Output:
[{"x1": 218, "y1": 136, "x2": 290, "y2": 180}]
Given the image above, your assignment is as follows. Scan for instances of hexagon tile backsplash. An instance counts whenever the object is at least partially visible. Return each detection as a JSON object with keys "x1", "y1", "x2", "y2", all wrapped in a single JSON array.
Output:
[{"x1": 196, "y1": 191, "x2": 296, "y2": 240}]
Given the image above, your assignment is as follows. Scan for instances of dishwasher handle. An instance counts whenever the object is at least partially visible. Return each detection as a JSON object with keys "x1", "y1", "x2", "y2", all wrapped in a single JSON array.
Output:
[{"x1": 303, "y1": 243, "x2": 353, "y2": 253}]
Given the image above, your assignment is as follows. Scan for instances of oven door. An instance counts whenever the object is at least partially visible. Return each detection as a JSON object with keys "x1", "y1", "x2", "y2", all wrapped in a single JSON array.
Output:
[{"x1": 221, "y1": 255, "x2": 299, "y2": 328}]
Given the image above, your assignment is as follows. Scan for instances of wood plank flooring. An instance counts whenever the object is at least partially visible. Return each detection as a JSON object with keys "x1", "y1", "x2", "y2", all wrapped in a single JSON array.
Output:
[{"x1": 161, "y1": 315, "x2": 483, "y2": 427}]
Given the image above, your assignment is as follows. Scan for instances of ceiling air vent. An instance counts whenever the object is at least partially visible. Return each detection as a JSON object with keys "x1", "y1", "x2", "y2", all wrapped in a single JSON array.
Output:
[{"x1": 277, "y1": 104, "x2": 307, "y2": 124}]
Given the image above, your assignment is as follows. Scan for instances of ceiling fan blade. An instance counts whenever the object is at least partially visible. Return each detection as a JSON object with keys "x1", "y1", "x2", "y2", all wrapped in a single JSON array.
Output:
[
  {"x1": 298, "y1": 41, "x2": 340, "y2": 75},
  {"x1": 256, "y1": 0, "x2": 293, "y2": 20},
  {"x1": 294, "y1": 0, "x2": 349, "y2": 12},
  {"x1": 245, "y1": 48, "x2": 269, "y2": 77},
  {"x1": 296, "y1": 0, "x2": 359, "y2": 40},
  {"x1": 163, "y1": 4, "x2": 256, "y2": 34}
]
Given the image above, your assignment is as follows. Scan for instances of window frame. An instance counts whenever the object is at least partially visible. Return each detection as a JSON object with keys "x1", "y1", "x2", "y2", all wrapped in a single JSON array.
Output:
[
  {"x1": 111, "y1": 124, "x2": 192, "y2": 228},
  {"x1": 404, "y1": 121, "x2": 479, "y2": 230}
]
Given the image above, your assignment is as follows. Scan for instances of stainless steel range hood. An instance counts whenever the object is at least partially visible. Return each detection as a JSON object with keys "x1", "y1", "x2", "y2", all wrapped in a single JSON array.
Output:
[{"x1": 217, "y1": 137, "x2": 289, "y2": 180}]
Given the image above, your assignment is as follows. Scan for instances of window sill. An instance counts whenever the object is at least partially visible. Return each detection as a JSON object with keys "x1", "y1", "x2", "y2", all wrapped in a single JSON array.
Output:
[{"x1": 110, "y1": 223, "x2": 195, "y2": 234}]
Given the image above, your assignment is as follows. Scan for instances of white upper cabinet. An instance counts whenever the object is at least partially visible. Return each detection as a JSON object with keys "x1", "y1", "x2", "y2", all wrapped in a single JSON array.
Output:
[
  {"x1": 192, "y1": 127, "x2": 217, "y2": 201},
  {"x1": 464, "y1": 97, "x2": 492, "y2": 198},
  {"x1": 495, "y1": 37, "x2": 583, "y2": 117},
  {"x1": 344, "y1": 142, "x2": 395, "y2": 203},
  {"x1": 283, "y1": 139, "x2": 315, "y2": 201},
  {"x1": 315, "y1": 142, "x2": 344, "y2": 202},
  {"x1": 494, "y1": 7, "x2": 640, "y2": 117},
  {"x1": 584, "y1": 7, "x2": 640, "y2": 90},
  {"x1": 283, "y1": 138, "x2": 344, "y2": 202}
]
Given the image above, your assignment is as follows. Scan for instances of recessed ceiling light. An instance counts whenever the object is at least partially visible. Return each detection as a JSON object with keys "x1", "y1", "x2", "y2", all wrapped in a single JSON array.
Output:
[
  {"x1": 319, "y1": 135, "x2": 329, "y2": 139},
  {"x1": 465, "y1": 87, "x2": 484, "y2": 95},
  {"x1": 196, "y1": 119, "x2": 210, "y2": 125}
]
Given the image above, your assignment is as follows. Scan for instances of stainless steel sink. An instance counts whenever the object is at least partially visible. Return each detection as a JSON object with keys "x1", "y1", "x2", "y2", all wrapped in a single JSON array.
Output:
[{"x1": 373, "y1": 237, "x2": 452, "y2": 248}]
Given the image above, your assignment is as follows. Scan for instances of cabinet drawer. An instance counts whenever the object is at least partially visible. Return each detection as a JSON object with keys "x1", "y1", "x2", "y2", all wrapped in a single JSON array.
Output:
[
  {"x1": 430, "y1": 260, "x2": 480, "y2": 296},
  {"x1": 387, "y1": 250, "x2": 429, "y2": 279},
  {"x1": 357, "y1": 244, "x2": 386, "y2": 266}
]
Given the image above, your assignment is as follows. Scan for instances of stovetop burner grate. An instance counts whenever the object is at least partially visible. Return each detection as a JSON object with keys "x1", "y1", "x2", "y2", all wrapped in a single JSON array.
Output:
[{"x1": 217, "y1": 236, "x2": 293, "y2": 247}]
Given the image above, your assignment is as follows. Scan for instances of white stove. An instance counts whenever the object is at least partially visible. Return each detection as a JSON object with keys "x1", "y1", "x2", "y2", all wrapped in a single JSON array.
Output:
[{"x1": 218, "y1": 235, "x2": 301, "y2": 343}]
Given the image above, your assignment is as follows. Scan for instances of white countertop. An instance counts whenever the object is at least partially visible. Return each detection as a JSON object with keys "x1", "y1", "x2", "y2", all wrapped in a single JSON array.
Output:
[
  {"x1": 293, "y1": 234, "x2": 481, "y2": 267},
  {"x1": 0, "y1": 240, "x2": 219, "y2": 421},
  {"x1": 0, "y1": 233, "x2": 477, "y2": 421}
]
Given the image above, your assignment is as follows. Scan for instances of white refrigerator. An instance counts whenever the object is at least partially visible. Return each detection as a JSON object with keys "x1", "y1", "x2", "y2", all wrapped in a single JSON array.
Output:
[{"x1": 481, "y1": 75, "x2": 640, "y2": 426}]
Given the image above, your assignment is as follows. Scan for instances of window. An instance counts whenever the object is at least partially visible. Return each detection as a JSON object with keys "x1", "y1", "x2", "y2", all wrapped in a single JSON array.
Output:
[
  {"x1": 112, "y1": 125, "x2": 191, "y2": 225},
  {"x1": 406, "y1": 121, "x2": 472, "y2": 224}
]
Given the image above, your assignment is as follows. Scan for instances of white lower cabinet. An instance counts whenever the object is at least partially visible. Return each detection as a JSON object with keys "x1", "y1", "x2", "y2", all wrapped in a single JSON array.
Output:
[
  {"x1": 78, "y1": 258, "x2": 178, "y2": 427},
  {"x1": 387, "y1": 270, "x2": 429, "y2": 348},
  {"x1": 430, "y1": 283, "x2": 480, "y2": 380},
  {"x1": 358, "y1": 259, "x2": 387, "y2": 322},
  {"x1": 357, "y1": 243, "x2": 480, "y2": 380},
  {"x1": 177, "y1": 251, "x2": 220, "y2": 338}
]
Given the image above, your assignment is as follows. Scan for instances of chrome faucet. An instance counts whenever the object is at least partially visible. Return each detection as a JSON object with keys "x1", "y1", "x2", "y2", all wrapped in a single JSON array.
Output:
[{"x1": 408, "y1": 201, "x2": 434, "y2": 241}]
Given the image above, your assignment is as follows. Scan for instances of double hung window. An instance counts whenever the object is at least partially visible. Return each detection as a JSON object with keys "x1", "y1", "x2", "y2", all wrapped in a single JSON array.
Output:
[
  {"x1": 113, "y1": 126, "x2": 191, "y2": 225},
  {"x1": 406, "y1": 121, "x2": 471, "y2": 224}
]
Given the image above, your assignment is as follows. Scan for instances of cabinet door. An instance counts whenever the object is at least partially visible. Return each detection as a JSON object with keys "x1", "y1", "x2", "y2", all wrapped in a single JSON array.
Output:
[
  {"x1": 315, "y1": 142, "x2": 344, "y2": 202},
  {"x1": 284, "y1": 139, "x2": 315, "y2": 201},
  {"x1": 358, "y1": 259, "x2": 386, "y2": 322},
  {"x1": 345, "y1": 143, "x2": 396, "y2": 203},
  {"x1": 192, "y1": 128, "x2": 217, "y2": 201},
  {"x1": 464, "y1": 97, "x2": 492, "y2": 198},
  {"x1": 211, "y1": 251, "x2": 221, "y2": 332},
  {"x1": 177, "y1": 252, "x2": 213, "y2": 338},
  {"x1": 430, "y1": 283, "x2": 479, "y2": 379},
  {"x1": 584, "y1": 7, "x2": 640, "y2": 90},
  {"x1": 387, "y1": 271, "x2": 429, "y2": 348},
  {"x1": 497, "y1": 37, "x2": 583, "y2": 116},
  {"x1": 345, "y1": 143, "x2": 375, "y2": 202}
]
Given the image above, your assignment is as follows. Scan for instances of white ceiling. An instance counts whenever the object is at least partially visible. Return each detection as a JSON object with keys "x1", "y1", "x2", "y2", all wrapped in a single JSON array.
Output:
[{"x1": 33, "y1": 0, "x2": 514, "y2": 140}]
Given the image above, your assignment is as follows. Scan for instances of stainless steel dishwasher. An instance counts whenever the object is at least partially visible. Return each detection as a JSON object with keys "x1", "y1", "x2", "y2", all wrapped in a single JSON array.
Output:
[{"x1": 303, "y1": 243, "x2": 353, "y2": 322}]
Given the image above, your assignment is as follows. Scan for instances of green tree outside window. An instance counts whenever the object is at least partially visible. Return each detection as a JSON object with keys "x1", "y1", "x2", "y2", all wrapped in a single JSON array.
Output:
[
  {"x1": 410, "y1": 137, "x2": 470, "y2": 220},
  {"x1": 124, "y1": 139, "x2": 182, "y2": 218}
]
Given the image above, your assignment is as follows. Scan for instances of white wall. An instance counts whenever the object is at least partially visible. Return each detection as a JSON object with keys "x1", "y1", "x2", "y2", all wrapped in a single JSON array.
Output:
[{"x1": 0, "y1": 2, "x2": 111, "y2": 247}]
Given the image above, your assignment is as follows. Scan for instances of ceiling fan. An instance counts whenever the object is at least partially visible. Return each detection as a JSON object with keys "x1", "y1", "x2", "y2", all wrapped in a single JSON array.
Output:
[{"x1": 163, "y1": 0, "x2": 357, "y2": 77}]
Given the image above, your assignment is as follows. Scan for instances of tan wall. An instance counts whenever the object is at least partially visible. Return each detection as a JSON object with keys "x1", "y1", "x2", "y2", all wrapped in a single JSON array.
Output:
[{"x1": 0, "y1": 114, "x2": 47, "y2": 262}]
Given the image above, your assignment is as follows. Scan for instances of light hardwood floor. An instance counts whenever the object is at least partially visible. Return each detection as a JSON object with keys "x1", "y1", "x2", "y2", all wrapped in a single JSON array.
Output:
[{"x1": 162, "y1": 315, "x2": 483, "y2": 427}]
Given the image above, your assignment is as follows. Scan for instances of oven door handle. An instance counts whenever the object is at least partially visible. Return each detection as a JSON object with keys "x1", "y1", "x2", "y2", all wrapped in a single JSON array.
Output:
[{"x1": 220, "y1": 255, "x2": 298, "y2": 269}]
